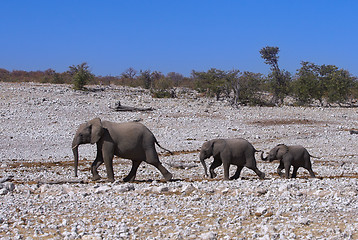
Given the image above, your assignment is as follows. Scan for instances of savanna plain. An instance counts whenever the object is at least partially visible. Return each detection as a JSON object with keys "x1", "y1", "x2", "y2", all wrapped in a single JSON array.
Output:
[{"x1": 0, "y1": 82, "x2": 358, "y2": 239}]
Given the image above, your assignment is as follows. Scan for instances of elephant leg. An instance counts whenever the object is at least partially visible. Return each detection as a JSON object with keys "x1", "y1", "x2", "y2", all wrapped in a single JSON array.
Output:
[
  {"x1": 245, "y1": 157, "x2": 265, "y2": 180},
  {"x1": 306, "y1": 167, "x2": 316, "y2": 178},
  {"x1": 291, "y1": 166, "x2": 299, "y2": 178},
  {"x1": 252, "y1": 167, "x2": 265, "y2": 180},
  {"x1": 230, "y1": 166, "x2": 243, "y2": 180},
  {"x1": 145, "y1": 150, "x2": 172, "y2": 181},
  {"x1": 123, "y1": 161, "x2": 141, "y2": 182},
  {"x1": 91, "y1": 148, "x2": 104, "y2": 181},
  {"x1": 223, "y1": 160, "x2": 230, "y2": 180},
  {"x1": 102, "y1": 144, "x2": 115, "y2": 182},
  {"x1": 209, "y1": 156, "x2": 222, "y2": 178},
  {"x1": 284, "y1": 164, "x2": 291, "y2": 179},
  {"x1": 277, "y1": 161, "x2": 284, "y2": 178}
]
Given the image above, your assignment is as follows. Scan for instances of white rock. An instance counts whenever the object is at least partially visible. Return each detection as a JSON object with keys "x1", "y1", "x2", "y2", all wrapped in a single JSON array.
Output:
[
  {"x1": 0, "y1": 188, "x2": 8, "y2": 195},
  {"x1": 181, "y1": 183, "x2": 196, "y2": 194},
  {"x1": 94, "y1": 186, "x2": 111, "y2": 194},
  {"x1": 298, "y1": 217, "x2": 311, "y2": 225},
  {"x1": 81, "y1": 235, "x2": 102, "y2": 240},
  {"x1": 4, "y1": 182, "x2": 15, "y2": 191},
  {"x1": 199, "y1": 231, "x2": 217, "y2": 240},
  {"x1": 255, "y1": 207, "x2": 267, "y2": 216},
  {"x1": 113, "y1": 184, "x2": 135, "y2": 193}
]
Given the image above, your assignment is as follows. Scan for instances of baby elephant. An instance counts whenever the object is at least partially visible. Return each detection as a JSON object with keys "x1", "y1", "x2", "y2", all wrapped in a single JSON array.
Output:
[
  {"x1": 261, "y1": 144, "x2": 316, "y2": 178},
  {"x1": 199, "y1": 138, "x2": 265, "y2": 180}
]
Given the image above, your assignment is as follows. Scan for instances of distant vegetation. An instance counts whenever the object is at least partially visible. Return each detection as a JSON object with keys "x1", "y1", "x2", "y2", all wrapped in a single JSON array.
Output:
[{"x1": 1, "y1": 46, "x2": 357, "y2": 107}]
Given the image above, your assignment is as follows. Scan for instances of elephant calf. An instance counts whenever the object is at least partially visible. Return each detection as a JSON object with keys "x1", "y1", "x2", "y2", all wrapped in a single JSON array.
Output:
[
  {"x1": 199, "y1": 138, "x2": 265, "y2": 180},
  {"x1": 72, "y1": 118, "x2": 173, "y2": 182},
  {"x1": 261, "y1": 144, "x2": 316, "y2": 178}
]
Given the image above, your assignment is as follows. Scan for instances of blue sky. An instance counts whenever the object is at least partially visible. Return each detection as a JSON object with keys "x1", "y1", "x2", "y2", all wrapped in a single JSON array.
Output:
[{"x1": 1, "y1": 1, "x2": 357, "y2": 77}]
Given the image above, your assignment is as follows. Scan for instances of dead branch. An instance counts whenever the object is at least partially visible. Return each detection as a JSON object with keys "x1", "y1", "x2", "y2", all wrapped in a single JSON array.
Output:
[{"x1": 111, "y1": 101, "x2": 154, "y2": 112}]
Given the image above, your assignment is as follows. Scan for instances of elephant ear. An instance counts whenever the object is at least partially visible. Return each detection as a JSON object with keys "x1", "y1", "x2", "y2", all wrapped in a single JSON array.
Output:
[
  {"x1": 88, "y1": 118, "x2": 103, "y2": 144},
  {"x1": 276, "y1": 144, "x2": 288, "y2": 158},
  {"x1": 200, "y1": 140, "x2": 214, "y2": 157}
]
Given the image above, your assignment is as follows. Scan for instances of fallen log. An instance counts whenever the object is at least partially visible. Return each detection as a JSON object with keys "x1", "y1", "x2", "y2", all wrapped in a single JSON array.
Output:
[{"x1": 111, "y1": 101, "x2": 154, "y2": 112}]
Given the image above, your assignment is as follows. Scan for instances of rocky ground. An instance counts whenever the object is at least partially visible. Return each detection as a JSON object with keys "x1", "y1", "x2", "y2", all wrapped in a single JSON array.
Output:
[{"x1": 0, "y1": 82, "x2": 358, "y2": 239}]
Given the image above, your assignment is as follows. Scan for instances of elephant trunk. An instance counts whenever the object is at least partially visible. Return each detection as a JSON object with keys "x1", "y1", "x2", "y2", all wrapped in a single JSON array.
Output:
[
  {"x1": 199, "y1": 153, "x2": 208, "y2": 177},
  {"x1": 261, "y1": 151, "x2": 268, "y2": 161},
  {"x1": 72, "y1": 137, "x2": 80, "y2": 177}
]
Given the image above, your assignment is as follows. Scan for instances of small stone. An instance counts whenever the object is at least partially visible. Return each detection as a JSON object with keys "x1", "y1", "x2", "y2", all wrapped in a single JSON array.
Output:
[
  {"x1": 81, "y1": 235, "x2": 102, "y2": 240},
  {"x1": 255, "y1": 207, "x2": 267, "y2": 217},
  {"x1": 114, "y1": 184, "x2": 135, "y2": 193},
  {"x1": 298, "y1": 217, "x2": 311, "y2": 225},
  {"x1": 157, "y1": 186, "x2": 169, "y2": 193},
  {"x1": 199, "y1": 231, "x2": 217, "y2": 240},
  {"x1": 95, "y1": 186, "x2": 111, "y2": 194},
  {"x1": 181, "y1": 183, "x2": 196, "y2": 194},
  {"x1": 257, "y1": 188, "x2": 268, "y2": 195},
  {"x1": 0, "y1": 188, "x2": 8, "y2": 195},
  {"x1": 4, "y1": 182, "x2": 15, "y2": 191}
]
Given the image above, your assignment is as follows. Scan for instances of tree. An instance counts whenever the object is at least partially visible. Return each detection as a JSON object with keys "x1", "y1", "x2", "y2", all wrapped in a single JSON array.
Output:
[
  {"x1": 192, "y1": 68, "x2": 227, "y2": 100},
  {"x1": 121, "y1": 67, "x2": 137, "y2": 80},
  {"x1": 319, "y1": 65, "x2": 354, "y2": 105},
  {"x1": 69, "y1": 62, "x2": 94, "y2": 90},
  {"x1": 166, "y1": 72, "x2": 184, "y2": 87},
  {"x1": 293, "y1": 62, "x2": 355, "y2": 106},
  {"x1": 138, "y1": 70, "x2": 153, "y2": 89},
  {"x1": 293, "y1": 62, "x2": 322, "y2": 105},
  {"x1": 260, "y1": 46, "x2": 290, "y2": 104},
  {"x1": 0, "y1": 68, "x2": 10, "y2": 82}
]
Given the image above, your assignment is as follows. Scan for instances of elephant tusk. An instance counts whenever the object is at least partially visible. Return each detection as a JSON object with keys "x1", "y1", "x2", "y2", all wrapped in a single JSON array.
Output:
[{"x1": 72, "y1": 145, "x2": 78, "y2": 150}]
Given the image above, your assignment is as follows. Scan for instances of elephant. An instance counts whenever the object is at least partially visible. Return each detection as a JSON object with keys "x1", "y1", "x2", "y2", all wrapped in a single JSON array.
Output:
[
  {"x1": 72, "y1": 118, "x2": 173, "y2": 182},
  {"x1": 261, "y1": 144, "x2": 316, "y2": 178},
  {"x1": 199, "y1": 138, "x2": 265, "y2": 180}
]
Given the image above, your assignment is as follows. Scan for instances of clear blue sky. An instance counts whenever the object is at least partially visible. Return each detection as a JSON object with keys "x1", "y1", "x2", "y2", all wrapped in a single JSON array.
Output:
[{"x1": 1, "y1": 0, "x2": 357, "y2": 77}]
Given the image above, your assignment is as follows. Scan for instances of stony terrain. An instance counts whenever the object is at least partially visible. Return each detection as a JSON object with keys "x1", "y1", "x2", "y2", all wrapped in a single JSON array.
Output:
[{"x1": 0, "y1": 82, "x2": 357, "y2": 239}]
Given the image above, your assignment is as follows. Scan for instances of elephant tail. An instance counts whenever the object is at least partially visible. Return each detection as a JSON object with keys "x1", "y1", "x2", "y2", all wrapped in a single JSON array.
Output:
[{"x1": 154, "y1": 138, "x2": 173, "y2": 155}]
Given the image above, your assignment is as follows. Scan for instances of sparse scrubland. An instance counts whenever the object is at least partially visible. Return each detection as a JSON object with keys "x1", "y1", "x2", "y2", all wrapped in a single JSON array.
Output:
[{"x1": 0, "y1": 82, "x2": 358, "y2": 239}]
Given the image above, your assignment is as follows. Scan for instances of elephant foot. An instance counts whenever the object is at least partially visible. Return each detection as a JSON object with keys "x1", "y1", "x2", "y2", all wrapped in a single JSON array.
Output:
[
  {"x1": 259, "y1": 172, "x2": 265, "y2": 180},
  {"x1": 163, "y1": 172, "x2": 173, "y2": 181},
  {"x1": 92, "y1": 175, "x2": 101, "y2": 181},
  {"x1": 123, "y1": 175, "x2": 135, "y2": 182},
  {"x1": 107, "y1": 178, "x2": 115, "y2": 183},
  {"x1": 210, "y1": 172, "x2": 217, "y2": 178}
]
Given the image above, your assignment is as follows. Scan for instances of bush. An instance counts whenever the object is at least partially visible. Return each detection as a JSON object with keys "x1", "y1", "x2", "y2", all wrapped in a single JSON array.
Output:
[{"x1": 69, "y1": 63, "x2": 94, "y2": 90}]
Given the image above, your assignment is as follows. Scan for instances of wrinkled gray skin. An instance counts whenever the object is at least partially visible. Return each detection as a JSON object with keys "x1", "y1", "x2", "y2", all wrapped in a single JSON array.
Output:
[
  {"x1": 199, "y1": 138, "x2": 265, "y2": 180},
  {"x1": 261, "y1": 144, "x2": 316, "y2": 178},
  {"x1": 72, "y1": 118, "x2": 173, "y2": 182}
]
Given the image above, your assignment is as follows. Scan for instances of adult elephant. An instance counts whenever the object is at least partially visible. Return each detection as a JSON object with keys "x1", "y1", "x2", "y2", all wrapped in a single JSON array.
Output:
[
  {"x1": 72, "y1": 118, "x2": 173, "y2": 182},
  {"x1": 261, "y1": 144, "x2": 316, "y2": 178},
  {"x1": 199, "y1": 138, "x2": 265, "y2": 180}
]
